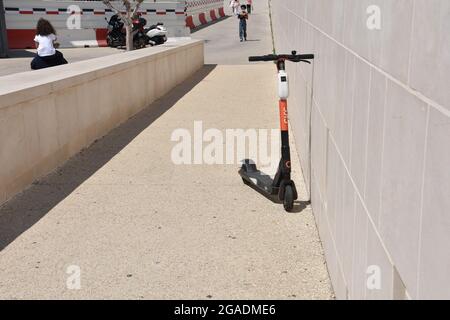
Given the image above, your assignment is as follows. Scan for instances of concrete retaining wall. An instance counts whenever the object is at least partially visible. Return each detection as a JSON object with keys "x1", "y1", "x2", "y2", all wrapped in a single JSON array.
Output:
[
  {"x1": 4, "y1": 0, "x2": 189, "y2": 49},
  {"x1": 0, "y1": 39, "x2": 204, "y2": 206},
  {"x1": 271, "y1": 0, "x2": 450, "y2": 299}
]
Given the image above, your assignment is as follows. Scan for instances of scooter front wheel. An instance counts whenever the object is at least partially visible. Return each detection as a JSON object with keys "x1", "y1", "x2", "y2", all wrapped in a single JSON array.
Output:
[{"x1": 283, "y1": 185, "x2": 294, "y2": 212}]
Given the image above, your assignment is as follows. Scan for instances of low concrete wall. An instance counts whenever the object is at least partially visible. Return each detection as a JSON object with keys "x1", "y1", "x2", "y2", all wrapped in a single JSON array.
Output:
[{"x1": 0, "y1": 39, "x2": 204, "y2": 206}]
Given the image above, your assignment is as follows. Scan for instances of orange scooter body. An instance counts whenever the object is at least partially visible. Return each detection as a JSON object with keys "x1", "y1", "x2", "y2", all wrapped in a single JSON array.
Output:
[{"x1": 279, "y1": 99, "x2": 289, "y2": 132}]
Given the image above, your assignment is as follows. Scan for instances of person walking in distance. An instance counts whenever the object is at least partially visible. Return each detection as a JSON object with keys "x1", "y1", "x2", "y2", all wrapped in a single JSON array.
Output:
[
  {"x1": 246, "y1": 0, "x2": 253, "y2": 14},
  {"x1": 238, "y1": 5, "x2": 248, "y2": 42},
  {"x1": 229, "y1": 0, "x2": 240, "y2": 15}
]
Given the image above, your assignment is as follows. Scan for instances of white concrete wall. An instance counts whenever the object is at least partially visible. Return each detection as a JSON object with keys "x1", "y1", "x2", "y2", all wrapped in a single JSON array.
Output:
[
  {"x1": 271, "y1": 0, "x2": 450, "y2": 300},
  {"x1": 0, "y1": 39, "x2": 204, "y2": 207},
  {"x1": 5, "y1": 0, "x2": 187, "y2": 31}
]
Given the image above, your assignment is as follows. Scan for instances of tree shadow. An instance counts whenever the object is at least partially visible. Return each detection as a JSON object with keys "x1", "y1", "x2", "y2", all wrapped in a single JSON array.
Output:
[{"x1": 0, "y1": 64, "x2": 217, "y2": 251}]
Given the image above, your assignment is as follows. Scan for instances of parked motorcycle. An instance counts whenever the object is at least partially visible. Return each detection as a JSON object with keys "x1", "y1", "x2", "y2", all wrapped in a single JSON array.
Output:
[
  {"x1": 105, "y1": 14, "x2": 124, "y2": 48},
  {"x1": 105, "y1": 14, "x2": 148, "y2": 49},
  {"x1": 145, "y1": 23, "x2": 168, "y2": 46}
]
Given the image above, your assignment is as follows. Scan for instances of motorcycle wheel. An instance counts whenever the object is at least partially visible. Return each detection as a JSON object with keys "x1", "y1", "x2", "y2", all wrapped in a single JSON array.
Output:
[
  {"x1": 139, "y1": 37, "x2": 148, "y2": 48},
  {"x1": 107, "y1": 36, "x2": 113, "y2": 47},
  {"x1": 133, "y1": 38, "x2": 146, "y2": 50}
]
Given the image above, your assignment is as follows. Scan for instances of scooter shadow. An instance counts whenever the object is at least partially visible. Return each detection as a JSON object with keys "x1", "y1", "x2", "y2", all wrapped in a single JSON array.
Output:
[
  {"x1": 240, "y1": 165, "x2": 311, "y2": 214},
  {"x1": 291, "y1": 200, "x2": 311, "y2": 213},
  {"x1": 243, "y1": 174, "x2": 281, "y2": 204}
]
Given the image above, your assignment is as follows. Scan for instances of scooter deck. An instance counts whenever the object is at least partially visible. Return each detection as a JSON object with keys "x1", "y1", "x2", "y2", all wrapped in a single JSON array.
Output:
[{"x1": 239, "y1": 162, "x2": 281, "y2": 203}]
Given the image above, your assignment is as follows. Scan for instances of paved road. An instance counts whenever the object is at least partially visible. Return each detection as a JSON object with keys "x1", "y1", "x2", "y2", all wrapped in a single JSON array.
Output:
[
  {"x1": 0, "y1": 0, "x2": 333, "y2": 299},
  {"x1": 193, "y1": 0, "x2": 274, "y2": 64}
]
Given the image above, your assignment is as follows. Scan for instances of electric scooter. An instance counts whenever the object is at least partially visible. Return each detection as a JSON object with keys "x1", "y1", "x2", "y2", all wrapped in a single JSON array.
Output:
[{"x1": 239, "y1": 51, "x2": 315, "y2": 212}]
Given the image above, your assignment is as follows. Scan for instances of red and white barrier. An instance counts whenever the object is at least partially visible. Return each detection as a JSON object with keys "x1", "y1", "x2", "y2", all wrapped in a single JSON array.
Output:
[
  {"x1": 185, "y1": 0, "x2": 225, "y2": 30},
  {"x1": 4, "y1": 0, "x2": 227, "y2": 49},
  {"x1": 4, "y1": 0, "x2": 189, "y2": 49}
]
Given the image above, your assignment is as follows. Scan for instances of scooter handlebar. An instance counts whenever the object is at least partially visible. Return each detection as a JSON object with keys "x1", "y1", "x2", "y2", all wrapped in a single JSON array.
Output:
[
  {"x1": 248, "y1": 53, "x2": 314, "y2": 63},
  {"x1": 248, "y1": 55, "x2": 276, "y2": 62}
]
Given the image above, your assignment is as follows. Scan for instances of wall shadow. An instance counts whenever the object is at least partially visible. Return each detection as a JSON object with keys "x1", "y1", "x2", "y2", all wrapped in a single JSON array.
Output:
[{"x1": 0, "y1": 64, "x2": 217, "y2": 251}]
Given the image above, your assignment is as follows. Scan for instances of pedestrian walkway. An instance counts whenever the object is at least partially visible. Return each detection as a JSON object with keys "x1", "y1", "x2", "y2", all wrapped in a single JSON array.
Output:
[
  {"x1": 0, "y1": 0, "x2": 333, "y2": 299},
  {"x1": 192, "y1": 1, "x2": 273, "y2": 64}
]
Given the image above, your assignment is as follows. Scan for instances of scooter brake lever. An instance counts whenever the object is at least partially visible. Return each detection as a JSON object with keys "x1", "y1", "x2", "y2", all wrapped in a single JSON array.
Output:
[{"x1": 299, "y1": 59, "x2": 311, "y2": 64}]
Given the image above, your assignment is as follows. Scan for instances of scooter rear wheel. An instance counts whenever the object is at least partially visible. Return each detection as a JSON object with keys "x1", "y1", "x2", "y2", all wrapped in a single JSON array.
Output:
[{"x1": 283, "y1": 185, "x2": 294, "y2": 212}]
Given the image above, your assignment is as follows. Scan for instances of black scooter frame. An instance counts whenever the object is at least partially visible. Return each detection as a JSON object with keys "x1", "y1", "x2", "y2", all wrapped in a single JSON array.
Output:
[{"x1": 239, "y1": 52, "x2": 314, "y2": 211}]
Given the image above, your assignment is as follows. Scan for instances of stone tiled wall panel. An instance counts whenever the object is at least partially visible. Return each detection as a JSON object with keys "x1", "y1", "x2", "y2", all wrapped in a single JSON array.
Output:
[{"x1": 271, "y1": 0, "x2": 450, "y2": 299}]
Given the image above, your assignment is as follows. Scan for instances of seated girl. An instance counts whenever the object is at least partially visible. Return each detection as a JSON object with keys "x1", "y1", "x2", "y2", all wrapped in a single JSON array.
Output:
[{"x1": 31, "y1": 18, "x2": 68, "y2": 70}]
